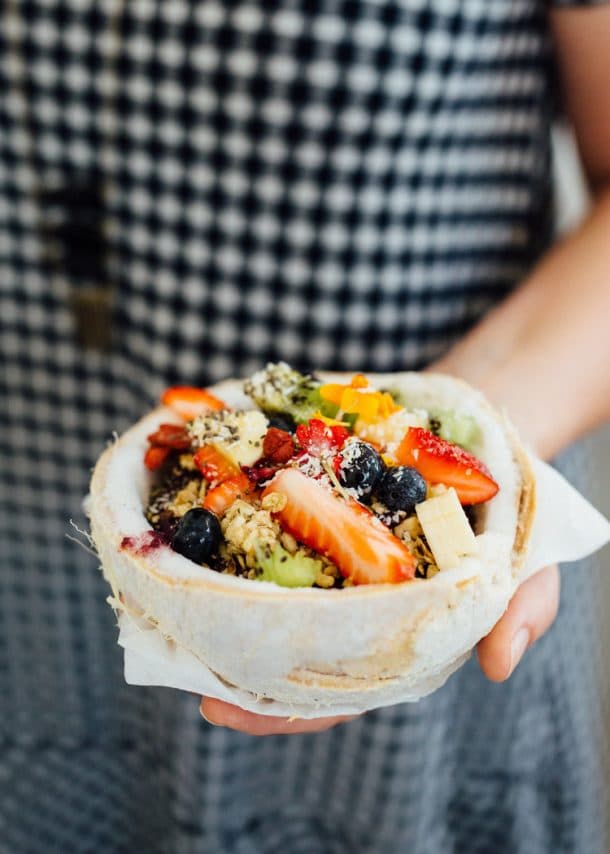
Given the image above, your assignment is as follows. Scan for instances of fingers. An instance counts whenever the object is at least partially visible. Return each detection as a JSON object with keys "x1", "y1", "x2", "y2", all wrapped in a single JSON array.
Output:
[
  {"x1": 477, "y1": 564, "x2": 560, "y2": 682},
  {"x1": 200, "y1": 697, "x2": 356, "y2": 736}
]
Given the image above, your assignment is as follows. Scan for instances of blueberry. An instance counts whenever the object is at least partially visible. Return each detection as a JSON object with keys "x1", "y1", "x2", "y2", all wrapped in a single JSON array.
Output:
[
  {"x1": 266, "y1": 412, "x2": 297, "y2": 433},
  {"x1": 337, "y1": 440, "x2": 385, "y2": 498},
  {"x1": 171, "y1": 508, "x2": 222, "y2": 564},
  {"x1": 376, "y1": 466, "x2": 427, "y2": 513}
]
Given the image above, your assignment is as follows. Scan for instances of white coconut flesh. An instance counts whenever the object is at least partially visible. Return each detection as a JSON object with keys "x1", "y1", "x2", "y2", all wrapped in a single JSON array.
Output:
[{"x1": 88, "y1": 372, "x2": 535, "y2": 711}]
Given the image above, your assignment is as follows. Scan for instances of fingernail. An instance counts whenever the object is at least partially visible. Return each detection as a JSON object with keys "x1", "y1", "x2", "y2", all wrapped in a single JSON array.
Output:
[
  {"x1": 509, "y1": 627, "x2": 530, "y2": 675},
  {"x1": 200, "y1": 704, "x2": 220, "y2": 726}
]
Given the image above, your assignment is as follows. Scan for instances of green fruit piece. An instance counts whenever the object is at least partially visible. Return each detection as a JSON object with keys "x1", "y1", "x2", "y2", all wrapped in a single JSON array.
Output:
[
  {"x1": 290, "y1": 387, "x2": 329, "y2": 425},
  {"x1": 243, "y1": 363, "x2": 321, "y2": 424},
  {"x1": 243, "y1": 363, "x2": 361, "y2": 427},
  {"x1": 430, "y1": 411, "x2": 482, "y2": 452},
  {"x1": 255, "y1": 543, "x2": 321, "y2": 588}
]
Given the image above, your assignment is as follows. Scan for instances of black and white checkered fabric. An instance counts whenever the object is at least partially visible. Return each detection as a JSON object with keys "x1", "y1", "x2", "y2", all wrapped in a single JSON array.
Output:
[{"x1": 1, "y1": 2, "x2": 608, "y2": 852}]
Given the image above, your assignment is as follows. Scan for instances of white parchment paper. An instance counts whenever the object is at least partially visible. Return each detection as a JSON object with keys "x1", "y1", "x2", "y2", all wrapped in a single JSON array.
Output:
[{"x1": 117, "y1": 457, "x2": 610, "y2": 717}]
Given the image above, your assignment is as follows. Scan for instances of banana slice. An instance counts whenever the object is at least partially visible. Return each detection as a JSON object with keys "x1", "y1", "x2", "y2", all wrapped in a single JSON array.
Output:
[
  {"x1": 415, "y1": 487, "x2": 478, "y2": 571},
  {"x1": 189, "y1": 410, "x2": 268, "y2": 468},
  {"x1": 215, "y1": 410, "x2": 268, "y2": 467}
]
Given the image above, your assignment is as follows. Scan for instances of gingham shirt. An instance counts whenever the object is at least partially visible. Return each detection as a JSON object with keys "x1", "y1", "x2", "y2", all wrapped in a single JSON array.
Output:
[{"x1": 1, "y1": 2, "x2": 608, "y2": 852}]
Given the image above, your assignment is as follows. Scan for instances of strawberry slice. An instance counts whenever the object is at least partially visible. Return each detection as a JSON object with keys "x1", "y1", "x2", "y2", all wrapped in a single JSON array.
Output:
[
  {"x1": 193, "y1": 445, "x2": 239, "y2": 485},
  {"x1": 396, "y1": 427, "x2": 499, "y2": 505},
  {"x1": 146, "y1": 423, "x2": 192, "y2": 449},
  {"x1": 295, "y1": 419, "x2": 349, "y2": 458},
  {"x1": 161, "y1": 386, "x2": 226, "y2": 420},
  {"x1": 262, "y1": 468, "x2": 415, "y2": 585},
  {"x1": 144, "y1": 445, "x2": 171, "y2": 471},
  {"x1": 203, "y1": 472, "x2": 252, "y2": 516}
]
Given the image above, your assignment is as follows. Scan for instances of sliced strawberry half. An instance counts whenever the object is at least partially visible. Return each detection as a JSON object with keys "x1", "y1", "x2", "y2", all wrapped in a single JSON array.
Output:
[
  {"x1": 203, "y1": 472, "x2": 253, "y2": 516},
  {"x1": 194, "y1": 445, "x2": 239, "y2": 485},
  {"x1": 262, "y1": 468, "x2": 415, "y2": 585},
  {"x1": 161, "y1": 386, "x2": 226, "y2": 420},
  {"x1": 396, "y1": 427, "x2": 499, "y2": 505},
  {"x1": 295, "y1": 419, "x2": 349, "y2": 458}
]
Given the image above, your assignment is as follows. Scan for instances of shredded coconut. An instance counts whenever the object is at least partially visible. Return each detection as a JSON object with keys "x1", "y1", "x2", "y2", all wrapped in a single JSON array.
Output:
[{"x1": 355, "y1": 408, "x2": 428, "y2": 453}]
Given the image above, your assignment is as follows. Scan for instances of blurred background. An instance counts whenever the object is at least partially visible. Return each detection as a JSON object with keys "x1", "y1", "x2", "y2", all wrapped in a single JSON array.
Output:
[{"x1": 1, "y1": 4, "x2": 609, "y2": 851}]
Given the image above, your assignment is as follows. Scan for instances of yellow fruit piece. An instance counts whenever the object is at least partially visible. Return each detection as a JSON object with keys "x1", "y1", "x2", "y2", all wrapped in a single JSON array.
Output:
[
  {"x1": 350, "y1": 373, "x2": 369, "y2": 389},
  {"x1": 311, "y1": 411, "x2": 350, "y2": 428},
  {"x1": 320, "y1": 375, "x2": 401, "y2": 424},
  {"x1": 341, "y1": 388, "x2": 378, "y2": 420},
  {"x1": 319, "y1": 384, "x2": 346, "y2": 406},
  {"x1": 415, "y1": 487, "x2": 478, "y2": 572},
  {"x1": 378, "y1": 392, "x2": 401, "y2": 419},
  {"x1": 213, "y1": 410, "x2": 268, "y2": 468}
]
